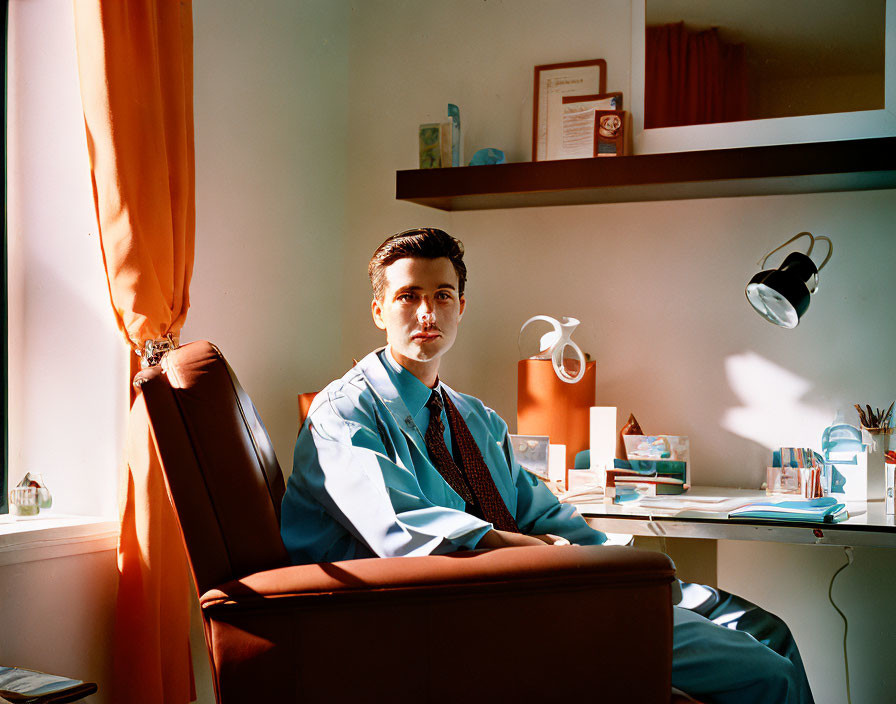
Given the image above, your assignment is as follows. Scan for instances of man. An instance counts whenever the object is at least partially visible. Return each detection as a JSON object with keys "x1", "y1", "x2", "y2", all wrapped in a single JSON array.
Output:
[{"x1": 281, "y1": 228, "x2": 814, "y2": 704}]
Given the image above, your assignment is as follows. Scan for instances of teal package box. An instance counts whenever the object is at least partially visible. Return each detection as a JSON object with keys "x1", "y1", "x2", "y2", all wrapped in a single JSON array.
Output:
[{"x1": 614, "y1": 458, "x2": 687, "y2": 480}]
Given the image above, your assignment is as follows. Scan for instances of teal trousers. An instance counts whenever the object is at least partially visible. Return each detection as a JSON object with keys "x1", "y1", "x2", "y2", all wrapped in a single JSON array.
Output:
[{"x1": 672, "y1": 584, "x2": 815, "y2": 704}]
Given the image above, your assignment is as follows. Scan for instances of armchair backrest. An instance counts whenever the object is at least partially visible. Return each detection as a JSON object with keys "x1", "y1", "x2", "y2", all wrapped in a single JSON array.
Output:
[
  {"x1": 135, "y1": 341, "x2": 290, "y2": 594},
  {"x1": 297, "y1": 391, "x2": 318, "y2": 433}
]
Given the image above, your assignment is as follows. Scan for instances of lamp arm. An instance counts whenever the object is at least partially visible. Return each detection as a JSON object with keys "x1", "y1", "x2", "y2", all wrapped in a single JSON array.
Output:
[
  {"x1": 757, "y1": 231, "x2": 815, "y2": 268},
  {"x1": 805, "y1": 236, "x2": 834, "y2": 293},
  {"x1": 814, "y1": 236, "x2": 833, "y2": 272}
]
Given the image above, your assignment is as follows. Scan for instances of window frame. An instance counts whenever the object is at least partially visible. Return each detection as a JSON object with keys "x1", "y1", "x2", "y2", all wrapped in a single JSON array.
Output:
[{"x1": 3, "y1": 0, "x2": 10, "y2": 515}]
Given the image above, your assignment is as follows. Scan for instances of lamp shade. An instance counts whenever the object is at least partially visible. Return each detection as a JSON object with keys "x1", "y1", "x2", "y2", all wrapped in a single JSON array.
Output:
[{"x1": 745, "y1": 251, "x2": 818, "y2": 329}]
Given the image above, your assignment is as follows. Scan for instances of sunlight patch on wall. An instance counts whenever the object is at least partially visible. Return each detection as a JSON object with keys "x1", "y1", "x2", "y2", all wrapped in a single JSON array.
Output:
[{"x1": 721, "y1": 352, "x2": 832, "y2": 451}]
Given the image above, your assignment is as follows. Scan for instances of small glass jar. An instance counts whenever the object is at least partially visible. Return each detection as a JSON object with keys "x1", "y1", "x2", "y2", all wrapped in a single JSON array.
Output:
[{"x1": 9, "y1": 486, "x2": 41, "y2": 516}]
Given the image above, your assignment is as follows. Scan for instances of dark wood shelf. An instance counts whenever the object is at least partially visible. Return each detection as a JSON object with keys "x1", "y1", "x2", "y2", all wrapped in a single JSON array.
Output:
[{"x1": 396, "y1": 137, "x2": 896, "y2": 210}]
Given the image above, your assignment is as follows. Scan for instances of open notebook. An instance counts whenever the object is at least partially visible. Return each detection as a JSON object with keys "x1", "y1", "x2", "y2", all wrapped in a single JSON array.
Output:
[{"x1": 0, "y1": 666, "x2": 97, "y2": 704}]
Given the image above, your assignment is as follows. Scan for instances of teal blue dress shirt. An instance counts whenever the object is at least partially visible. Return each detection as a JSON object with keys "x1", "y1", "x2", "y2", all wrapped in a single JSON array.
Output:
[{"x1": 280, "y1": 347, "x2": 606, "y2": 565}]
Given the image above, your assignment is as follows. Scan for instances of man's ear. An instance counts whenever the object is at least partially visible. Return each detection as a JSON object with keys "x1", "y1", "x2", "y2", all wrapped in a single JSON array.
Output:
[
  {"x1": 458, "y1": 294, "x2": 466, "y2": 320},
  {"x1": 371, "y1": 297, "x2": 387, "y2": 330}
]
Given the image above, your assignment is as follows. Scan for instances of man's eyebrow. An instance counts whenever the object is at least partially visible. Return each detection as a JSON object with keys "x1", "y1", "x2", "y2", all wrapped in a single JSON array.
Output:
[{"x1": 394, "y1": 283, "x2": 457, "y2": 293}]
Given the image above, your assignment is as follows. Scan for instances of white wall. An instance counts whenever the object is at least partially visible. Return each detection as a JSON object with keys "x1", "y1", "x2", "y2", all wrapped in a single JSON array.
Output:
[
  {"x1": 0, "y1": 549, "x2": 118, "y2": 703},
  {"x1": 338, "y1": 2, "x2": 896, "y2": 703},
  {"x1": 340, "y1": 2, "x2": 896, "y2": 486},
  {"x1": 719, "y1": 541, "x2": 896, "y2": 704},
  {"x1": 186, "y1": 0, "x2": 352, "y2": 470},
  {"x1": 186, "y1": 2, "x2": 352, "y2": 698}
]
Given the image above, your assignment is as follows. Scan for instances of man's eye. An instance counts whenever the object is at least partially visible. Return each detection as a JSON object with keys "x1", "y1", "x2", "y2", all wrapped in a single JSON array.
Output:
[
  {"x1": 436, "y1": 292, "x2": 453, "y2": 300},
  {"x1": 397, "y1": 293, "x2": 414, "y2": 302}
]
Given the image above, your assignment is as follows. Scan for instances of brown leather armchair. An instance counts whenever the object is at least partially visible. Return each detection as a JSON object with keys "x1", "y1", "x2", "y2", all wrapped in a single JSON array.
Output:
[{"x1": 135, "y1": 341, "x2": 676, "y2": 703}]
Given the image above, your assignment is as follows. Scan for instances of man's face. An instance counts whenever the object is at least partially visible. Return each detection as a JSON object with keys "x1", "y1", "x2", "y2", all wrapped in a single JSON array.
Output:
[{"x1": 372, "y1": 256, "x2": 465, "y2": 383}]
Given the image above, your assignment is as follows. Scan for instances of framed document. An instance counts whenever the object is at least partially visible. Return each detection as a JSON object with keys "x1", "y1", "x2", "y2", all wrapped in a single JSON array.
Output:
[
  {"x1": 532, "y1": 59, "x2": 607, "y2": 161},
  {"x1": 547, "y1": 92, "x2": 623, "y2": 160}
]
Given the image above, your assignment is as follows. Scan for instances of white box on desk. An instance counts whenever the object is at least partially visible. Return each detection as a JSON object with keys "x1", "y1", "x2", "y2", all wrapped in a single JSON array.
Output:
[
  {"x1": 589, "y1": 407, "x2": 617, "y2": 472},
  {"x1": 886, "y1": 462, "x2": 895, "y2": 515},
  {"x1": 567, "y1": 467, "x2": 604, "y2": 493},
  {"x1": 829, "y1": 453, "x2": 869, "y2": 503}
]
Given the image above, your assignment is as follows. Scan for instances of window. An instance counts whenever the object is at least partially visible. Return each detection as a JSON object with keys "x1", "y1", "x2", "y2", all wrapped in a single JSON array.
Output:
[{"x1": 5, "y1": 0, "x2": 123, "y2": 520}]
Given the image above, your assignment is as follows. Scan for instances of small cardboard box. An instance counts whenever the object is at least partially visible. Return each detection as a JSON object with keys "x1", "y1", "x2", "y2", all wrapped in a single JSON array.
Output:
[{"x1": 592, "y1": 110, "x2": 629, "y2": 157}]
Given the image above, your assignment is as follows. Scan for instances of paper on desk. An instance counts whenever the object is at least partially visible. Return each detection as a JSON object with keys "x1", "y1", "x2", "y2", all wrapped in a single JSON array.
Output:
[
  {"x1": 637, "y1": 495, "x2": 758, "y2": 514},
  {"x1": 557, "y1": 485, "x2": 605, "y2": 504},
  {"x1": 559, "y1": 489, "x2": 758, "y2": 519}
]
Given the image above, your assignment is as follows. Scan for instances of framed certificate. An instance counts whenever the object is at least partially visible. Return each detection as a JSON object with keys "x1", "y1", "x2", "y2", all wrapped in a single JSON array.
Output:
[
  {"x1": 532, "y1": 59, "x2": 607, "y2": 161},
  {"x1": 547, "y1": 92, "x2": 623, "y2": 160}
]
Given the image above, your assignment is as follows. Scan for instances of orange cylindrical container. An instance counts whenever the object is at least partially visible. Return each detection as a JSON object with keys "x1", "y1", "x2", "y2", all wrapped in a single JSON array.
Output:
[{"x1": 516, "y1": 358, "x2": 596, "y2": 472}]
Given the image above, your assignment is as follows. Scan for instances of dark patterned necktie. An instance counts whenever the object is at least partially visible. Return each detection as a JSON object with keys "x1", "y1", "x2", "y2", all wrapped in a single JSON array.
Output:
[{"x1": 425, "y1": 390, "x2": 519, "y2": 532}]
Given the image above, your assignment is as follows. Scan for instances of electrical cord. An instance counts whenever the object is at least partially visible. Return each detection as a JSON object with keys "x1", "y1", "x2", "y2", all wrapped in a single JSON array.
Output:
[{"x1": 828, "y1": 545, "x2": 853, "y2": 704}]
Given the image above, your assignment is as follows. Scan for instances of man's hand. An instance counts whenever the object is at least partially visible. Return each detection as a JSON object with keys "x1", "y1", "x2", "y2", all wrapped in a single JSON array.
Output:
[
  {"x1": 475, "y1": 529, "x2": 569, "y2": 549},
  {"x1": 531, "y1": 534, "x2": 571, "y2": 546}
]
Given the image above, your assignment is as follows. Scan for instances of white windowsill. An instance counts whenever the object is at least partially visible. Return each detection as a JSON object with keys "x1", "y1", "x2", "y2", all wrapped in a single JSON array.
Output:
[{"x1": 0, "y1": 513, "x2": 119, "y2": 567}]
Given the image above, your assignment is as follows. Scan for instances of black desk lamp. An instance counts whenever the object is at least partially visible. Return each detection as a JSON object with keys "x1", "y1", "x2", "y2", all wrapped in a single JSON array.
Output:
[{"x1": 745, "y1": 232, "x2": 833, "y2": 329}]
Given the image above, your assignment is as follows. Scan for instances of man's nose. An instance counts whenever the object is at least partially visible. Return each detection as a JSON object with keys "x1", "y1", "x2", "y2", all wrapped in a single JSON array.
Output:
[{"x1": 417, "y1": 298, "x2": 435, "y2": 321}]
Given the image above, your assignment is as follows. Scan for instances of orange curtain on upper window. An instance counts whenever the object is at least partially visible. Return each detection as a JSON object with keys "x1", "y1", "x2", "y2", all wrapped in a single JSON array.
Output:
[
  {"x1": 73, "y1": 1, "x2": 196, "y2": 702},
  {"x1": 645, "y1": 22, "x2": 747, "y2": 129}
]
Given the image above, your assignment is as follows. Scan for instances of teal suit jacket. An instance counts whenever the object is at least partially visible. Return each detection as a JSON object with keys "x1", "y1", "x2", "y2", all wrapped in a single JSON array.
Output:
[{"x1": 280, "y1": 348, "x2": 606, "y2": 565}]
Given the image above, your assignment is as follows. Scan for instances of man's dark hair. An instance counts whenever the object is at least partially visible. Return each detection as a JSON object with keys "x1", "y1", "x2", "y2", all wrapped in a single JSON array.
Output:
[{"x1": 368, "y1": 228, "x2": 467, "y2": 300}]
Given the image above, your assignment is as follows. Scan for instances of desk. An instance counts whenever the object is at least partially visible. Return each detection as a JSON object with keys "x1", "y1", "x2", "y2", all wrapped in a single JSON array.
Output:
[
  {"x1": 577, "y1": 486, "x2": 896, "y2": 548},
  {"x1": 578, "y1": 487, "x2": 896, "y2": 704}
]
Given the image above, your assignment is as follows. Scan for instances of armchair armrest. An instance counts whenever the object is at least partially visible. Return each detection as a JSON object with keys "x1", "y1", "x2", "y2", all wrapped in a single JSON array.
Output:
[
  {"x1": 202, "y1": 544, "x2": 674, "y2": 608},
  {"x1": 200, "y1": 546, "x2": 676, "y2": 704}
]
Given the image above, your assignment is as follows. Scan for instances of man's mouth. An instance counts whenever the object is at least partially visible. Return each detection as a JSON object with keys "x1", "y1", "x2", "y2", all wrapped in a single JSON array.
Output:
[{"x1": 412, "y1": 330, "x2": 441, "y2": 341}]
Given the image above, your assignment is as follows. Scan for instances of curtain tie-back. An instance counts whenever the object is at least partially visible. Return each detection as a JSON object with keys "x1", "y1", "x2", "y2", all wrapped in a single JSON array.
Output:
[{"x1": 140, "y1": 333, "x2": 180, "y2": 368}]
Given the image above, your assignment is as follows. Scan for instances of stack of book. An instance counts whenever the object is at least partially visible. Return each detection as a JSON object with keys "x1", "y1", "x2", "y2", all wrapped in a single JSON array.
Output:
[{"x1": 606, "y1": 458, "x2": 688, "y2": 498}]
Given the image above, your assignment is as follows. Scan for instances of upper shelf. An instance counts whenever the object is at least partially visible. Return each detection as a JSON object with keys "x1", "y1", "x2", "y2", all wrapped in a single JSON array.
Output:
[{"x1": 395, "y1": 137, "x2": 896, "y2": 210}]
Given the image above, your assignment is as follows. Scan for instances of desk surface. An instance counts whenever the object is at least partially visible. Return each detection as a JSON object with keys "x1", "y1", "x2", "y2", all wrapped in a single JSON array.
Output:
[{"x1": 576, "y1": 486, "x2": 896, "y2": 548}]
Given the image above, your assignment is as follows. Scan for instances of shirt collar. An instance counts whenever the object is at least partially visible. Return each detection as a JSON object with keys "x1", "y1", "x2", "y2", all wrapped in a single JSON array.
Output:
[{"x1": 380, "y1": 346, "x2": 442, "y2": 418}]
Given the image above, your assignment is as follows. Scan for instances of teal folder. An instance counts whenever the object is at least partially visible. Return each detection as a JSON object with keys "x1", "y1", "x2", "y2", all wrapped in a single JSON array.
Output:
[{"x1": 728, "y1": 497, "x2": 848, "y2": 523}]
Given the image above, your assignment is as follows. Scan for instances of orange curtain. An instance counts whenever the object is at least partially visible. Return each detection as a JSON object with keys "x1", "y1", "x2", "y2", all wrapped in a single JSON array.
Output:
[
  {"x1": 73, "y1": 1, "x2": 196, "y2": 702},
  {"x1": 645, "y1": 22, "x2": 747, "y2": 129}
]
